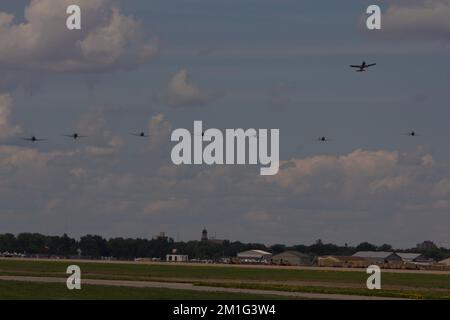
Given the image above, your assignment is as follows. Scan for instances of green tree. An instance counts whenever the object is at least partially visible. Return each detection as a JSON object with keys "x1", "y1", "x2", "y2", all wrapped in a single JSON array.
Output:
[{"x1": 79, "y1": 235, "x2": 109, "y2": 257}]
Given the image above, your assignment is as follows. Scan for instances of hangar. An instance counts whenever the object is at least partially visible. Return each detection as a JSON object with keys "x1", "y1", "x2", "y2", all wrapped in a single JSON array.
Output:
[
  {"x1": 237, "y1": 250, "x2": 272, "y2": 263},
  {"x1": 271, "y1": 251, "x2": 313, "y2": 266}
]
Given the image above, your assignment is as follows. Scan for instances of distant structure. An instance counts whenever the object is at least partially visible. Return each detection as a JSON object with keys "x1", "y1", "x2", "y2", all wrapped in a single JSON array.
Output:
[
  {"x1": 166, "y1": 249, "x2": 188, "y2": 263},
  {"x1": 352, "y1": 251, "x2": 434, "y2": 265},
  {"x1": 316, "y1": 256, "x2": 369, "y2": 268},
  {"x1": 200, "y1": 228, "x2": 227, "y2": 244},
  {"x1": 271, "y1": 251, "x2": 313, "y2": 266},
  {"x1": 153, "y1": 232, "x2": 169, "y2": 242},
  {"x1": 396, "y1": 253, "x2": 432, "y2": 264},
  {"x1": 237, "y1": 250, "x2": 272, "y2": 263},
  {"x1": 208, "y1": 238, "x2": 226, "y2": 245},
  {"x1": 201, "y1": 228, "x2": 208, "y2": 241},
  {"x1": 416, "y1": 241, "x2": 438, "y2": 250},
  {"x1": 439, "y1": 258, "x2": 450, "y2": 266},
  {"x1": 352, "y1": 251, "x2": 402, "y2": 263}
]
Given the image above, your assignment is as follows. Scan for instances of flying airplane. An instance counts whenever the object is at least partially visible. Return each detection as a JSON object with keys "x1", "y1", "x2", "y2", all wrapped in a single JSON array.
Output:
[
  {"x1": 63, "y1": 133, "x2": 87, "y2": 140},
  {"x1": 350, "y1": 61, "x2": 376, "y2": 72},
  {"x1": 404, "y1": 131, "x2": 419, "y2": 137},
  {"x1": 22, "y1": 136, "x2": 47, "y2": 142},
  {"x1": 316, "y1": 136, "x2": 332, "y2": 142},
  {"x1": 131, "y1": 131, "x2": 149, "y2": 137}
]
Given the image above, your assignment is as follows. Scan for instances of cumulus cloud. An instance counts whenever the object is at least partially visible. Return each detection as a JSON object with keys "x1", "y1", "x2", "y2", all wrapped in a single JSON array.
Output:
[
  {"x1": 0, "y1": 94, "x2": 22, "y2": 140},
  {"x1": 165, "y1": 69, "x2": 211, "y2": 108},
  {"x1": 1, "y1": 145, "x2": 450, "y2": 245},
  {"x1": 0, "y1": 146, "x2": 53, "y2": 169},
  {"x1": 268, "y1": 149, "x2": 427, "y2": 197},
  {"x1": 0, "y1": 0, "x2": 157, "y2": 73},
  {"x1": 0, "y1": 99, "x2": 449, "y2": 245},
  {"x1": 367, "y1": 0, "x2": 450, "y2": 40},
  {"x1": 75, "y1": 108, "x2": 123, "y2": 154},
  {"x1": 148, "y1": 113, "x2": 172, "y2": 151}
]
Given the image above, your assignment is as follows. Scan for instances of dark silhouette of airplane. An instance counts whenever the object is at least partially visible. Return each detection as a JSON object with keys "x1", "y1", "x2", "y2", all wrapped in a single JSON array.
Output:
[
  {"x1": 404, "y1": 131, "x2": 419, "y2": 137},
  {"x1": 350, "y1": 61, "x2": 376, "y2": 72},
  {"x1": 63, "y1": 133, "x2": 87, "y2": 140},
  {"x1": 131, "y1": 131, "x2": 149, "y2": 137},
  {"x1": 316, "y1": 136, "x2": 332, "y2": 142},
  {"x1": 22, "y1": 136, "x2": 47, "y2": 142}
]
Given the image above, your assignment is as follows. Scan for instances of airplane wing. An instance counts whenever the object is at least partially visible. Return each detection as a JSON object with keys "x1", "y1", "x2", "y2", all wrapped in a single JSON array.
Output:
[
  {"x1": 130, "y1": 133, "x2": 148, "y2": 137},
  {"x1": 78, "y1": 135, "x2": 88, "y2": 138},
  {"x1": 367, "y1": 63, "x2": 376, "y2": 67},
  {"x1": 63, "y1": 134, "x2": 74, "y2": 138},
  {"x1": 22, "y1": 138, "x2": 33, "y2": 141},
  {"x1": 35, "y1": 138, "x2": 47, "y2": 141},
  {"x1": 402, "y1": 133, "x2": 419, "y2": 136},
  {"x1": 350, "y1": 65, "x2": 362, "y2": 68}
]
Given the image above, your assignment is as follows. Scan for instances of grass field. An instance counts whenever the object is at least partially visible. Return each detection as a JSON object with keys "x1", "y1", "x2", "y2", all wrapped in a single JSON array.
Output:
[
  {"x1": 0, "y1": 280, "x2": 292, "y2": 300},
  {"x1": 197, "y1": 282, "x2": 450, "y2": 300},
  {"x1": 1, "y1": 259, "x2": 450, "y2": 299}
]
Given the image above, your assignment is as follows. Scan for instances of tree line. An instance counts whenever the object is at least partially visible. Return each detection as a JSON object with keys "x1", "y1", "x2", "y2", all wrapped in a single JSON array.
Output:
[{"x1": 0, "y1": 233, "x2": 448, "y2": 261}]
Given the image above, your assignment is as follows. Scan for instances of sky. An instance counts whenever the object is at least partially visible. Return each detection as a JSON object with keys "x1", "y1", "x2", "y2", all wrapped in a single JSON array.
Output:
[{"x1": 0, "y1": 0, "x2": 450, "y2": 247}]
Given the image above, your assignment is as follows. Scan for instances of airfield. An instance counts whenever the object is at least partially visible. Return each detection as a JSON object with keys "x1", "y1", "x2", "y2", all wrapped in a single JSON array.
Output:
[{"x1": 1, "y1": 258, "x2": 450, "y2": 300}]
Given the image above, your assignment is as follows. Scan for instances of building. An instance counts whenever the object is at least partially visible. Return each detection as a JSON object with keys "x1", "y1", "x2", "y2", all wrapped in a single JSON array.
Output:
[
  {"x1": 316, "y1": 256, "x2": 369, "y2": 268},
  {"x1": 201, "y1": 228, "x2": 208, "y2": 241},
  {"x1": 439, "y1": 258, "x2": 450, "y2": 266},
  {"x1": 153, "y1": 232, "x2": 169, "y2": 242},
  {"x1": 397, "y1": 252, "x2": 433, "y2": 264},
  {"x1": 352, "y1": 251, "x2": 402, "y2": 263},
  {"x1": 166, "y1": 254, "x2": 188, "y2": 262},
  {"x1": 201, "y1": 228, "x2": 227, "y2": 244},
  {"x1": 271, "y1": 251, "x2": 313, "y2": 266},
  {"x1": 237, "y1": 250, "x2": 272, "y2": 263},
  {"x1": 208, "y1": 239, "x2": 226, "y2": 245},
  {"x1": 416, "y1": 240, "x2": 437, "y2": 250},
  {"x1": 166, "y1": 249, "x2": 188, "y2": 262}
]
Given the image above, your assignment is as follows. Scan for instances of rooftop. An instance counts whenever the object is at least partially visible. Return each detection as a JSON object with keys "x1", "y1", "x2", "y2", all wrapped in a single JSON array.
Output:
[
  {"x1": 353, "y1": 251, "x2": 398, "y2": 259},
  {"x1": 396, "y1": 253, "x2": 423, "y2": 260},
  {"x1": 273, "y1": 251, "x2": 311, "y2": 258}
]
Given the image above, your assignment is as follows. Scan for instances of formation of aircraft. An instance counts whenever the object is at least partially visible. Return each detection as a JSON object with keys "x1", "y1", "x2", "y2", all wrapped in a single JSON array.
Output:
[
  {"x1": 20, "y1": 129, "x2": 419, "y2": 145},
  {"x1": 313, "y1": 130, "x2": 418, "y2": 143},
  {"x1": 350, "y1": 61, "x2": 376, "y2": 72},
  {"x1": 21, "y1": 130, "x2": 151, "y2": 143},
  {"x1": 22, "y1": 62, "x2": 422, "y2": 148}
]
